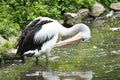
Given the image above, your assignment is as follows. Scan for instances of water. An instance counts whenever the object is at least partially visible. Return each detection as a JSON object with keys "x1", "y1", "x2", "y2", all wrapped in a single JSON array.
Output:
[
  {"x1": 17, "y1": 15, "x2": 120, "y2": 80},
  {"x1": 0, "y1": 13, "x2": 120, "y2": 80},
  {"x1": 18, "y1": 65, "x2": 93, "y2": 80}
]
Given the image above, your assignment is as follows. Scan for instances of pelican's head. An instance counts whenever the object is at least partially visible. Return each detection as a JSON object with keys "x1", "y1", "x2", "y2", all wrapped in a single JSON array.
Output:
[{"x1": 74, "y1": 23, "x2": 91, "y2": 42}]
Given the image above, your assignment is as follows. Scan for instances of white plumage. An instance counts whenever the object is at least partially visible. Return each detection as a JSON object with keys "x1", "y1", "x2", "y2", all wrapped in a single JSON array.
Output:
[{"x1": 16, "y1": 17, "x2": 91, "y2": 65}]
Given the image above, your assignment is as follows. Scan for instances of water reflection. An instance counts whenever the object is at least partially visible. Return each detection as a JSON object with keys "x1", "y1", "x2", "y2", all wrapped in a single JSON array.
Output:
[{"x1": 19, "y1": 65, "x2": 93, "y2": 80}]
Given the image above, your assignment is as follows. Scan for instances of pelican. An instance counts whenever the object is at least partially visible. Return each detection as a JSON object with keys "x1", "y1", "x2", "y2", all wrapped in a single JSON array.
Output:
[{"x1": 16, "y1": 17, "x2": 91, "y2": 65}]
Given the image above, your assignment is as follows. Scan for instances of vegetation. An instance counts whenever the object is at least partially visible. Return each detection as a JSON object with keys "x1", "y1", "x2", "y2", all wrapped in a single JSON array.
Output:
[
  {"x1": 97, "y1": 0, "x2": 119, "y2": 8},
  {"x1": 0, "y1": 41, "x2": 15, "y2": 62},
  {"x1": 0, "y1": 0, "x2": 119, "y2": 39}
]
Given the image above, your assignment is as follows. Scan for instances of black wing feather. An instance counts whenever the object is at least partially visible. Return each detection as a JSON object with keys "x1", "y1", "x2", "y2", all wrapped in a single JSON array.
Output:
[{"x1": 16, "y1": 18, "x2": 40, "y2": 48}]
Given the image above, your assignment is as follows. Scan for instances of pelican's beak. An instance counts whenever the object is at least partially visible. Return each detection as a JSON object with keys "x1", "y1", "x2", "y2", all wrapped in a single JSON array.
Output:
[{"x1": 55, "y1": 32, "x2": 83, "y2": 47}]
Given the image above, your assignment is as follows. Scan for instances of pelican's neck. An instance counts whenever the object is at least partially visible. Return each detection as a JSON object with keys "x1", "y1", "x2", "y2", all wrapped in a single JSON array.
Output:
[{"x1": 59, "y1": 23, "x2": 90, "y2": 37}]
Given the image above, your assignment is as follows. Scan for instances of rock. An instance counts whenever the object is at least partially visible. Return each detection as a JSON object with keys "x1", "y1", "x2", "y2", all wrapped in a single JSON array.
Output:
[
  {"x1": 89, "y1": 19, "x2": 105, "y2": 27},
  {"x1": 0, "y1": 74, "x2": 2, "y2": 79},
  {"x1": 0, "y1": 35, "x2": 7, "y2": 47},
  {"x1": 7, "y1": 48, "x2": 17, "y2": 54},
  {"x1": 106, "y1": 10, "x2": 114, "y2": 18},
  {"x1": 110, "y1": 2, "x2": 120, "y2": 10},
  {"x1": 77, "y1": 9, "x2": 89, "y2": 20},
  {"x1": 64, "y1": 12, "x2": 77, "y2": 19},
  {"x1": 58, "y1": 19, "x2": 64, "y2": 25},
  {"x1": 110, "y1": 27, "x2": 120, "y2": 31},
  {"x1": 64, "y1": 12, "x2": 82, "y2": 25},
  {"x1": 8, "y1": 36, "x2": 17, "y2": 42},
  {"x1": 64, "y1": 9, "x2": 89, "y2": 25},
  {"x1": 91, "y1": 2, "x2": 105, "y2": 17},
  {"x1": 113, "y1": 13, "x2": 120, "y2": 18}
]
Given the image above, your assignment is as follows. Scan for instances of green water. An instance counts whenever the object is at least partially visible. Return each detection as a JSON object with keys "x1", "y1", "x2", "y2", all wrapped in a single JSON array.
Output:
[{"x1": 50, "y1": 17, "x2": 120, "y2": 80}]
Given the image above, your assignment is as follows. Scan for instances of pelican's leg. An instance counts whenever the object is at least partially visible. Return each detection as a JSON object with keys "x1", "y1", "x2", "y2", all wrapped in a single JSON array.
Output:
[
  {"x1": 45, "y1": 54, "x2": 49, "y2": 67},
  {"x1": 21, "y1": 56, "x2": 25, "y2": 64},
  {"x1": 0, "y1": 58, "x2": 2, "y2": 68},
  {"x1": 35, "y1": 57, "x2": 39, "y2": 65},
  {"x1": 35, "y1": 49, "x2": 39, "y2": 65}
]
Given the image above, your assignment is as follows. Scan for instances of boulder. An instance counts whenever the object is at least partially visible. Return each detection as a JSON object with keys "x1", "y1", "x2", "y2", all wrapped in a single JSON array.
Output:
[
  {"x1": 64, "y1": 12, "x2": 82, "y2": 25},
  {"x1": 91, "y1": 2, "x2": 105, "y2": 17},
  {"x1": 7, "y1": 48, "x2": 17, "y2": 54},
  {"x1": 8, "y1": 36, "x2": 17, "y2": 42},
  {"x1": 110, "y1": 2, "x2": 120, "y2": 10},
  {"x1": 0, "y1": 36, "x2": 7, "y2": 47},
  {"x1": 77, "y1": 9, "x2": 89, "y2": 20}
]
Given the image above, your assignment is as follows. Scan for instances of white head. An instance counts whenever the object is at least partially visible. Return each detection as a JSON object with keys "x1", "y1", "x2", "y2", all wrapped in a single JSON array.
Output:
[{"x1": 74, "y1": 23, "x2": 91, "y2": 41}]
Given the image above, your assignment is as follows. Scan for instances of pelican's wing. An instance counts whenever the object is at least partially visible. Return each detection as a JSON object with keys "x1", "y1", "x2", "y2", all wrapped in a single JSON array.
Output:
[
  {"x1": 16, "y1": 18, "x2": 41, "y2": 48},
  {"x1": 16, "y1": 18, "x2": 54, "y2": 56},
  {"x1": 16, "y1": 17, "x2": 55, "y2": 47}
]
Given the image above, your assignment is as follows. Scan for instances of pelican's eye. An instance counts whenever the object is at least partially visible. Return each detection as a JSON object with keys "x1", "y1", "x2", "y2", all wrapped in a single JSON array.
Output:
[{"x1": 81, "y1": 38, "x2": 85, "y2": 41}]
